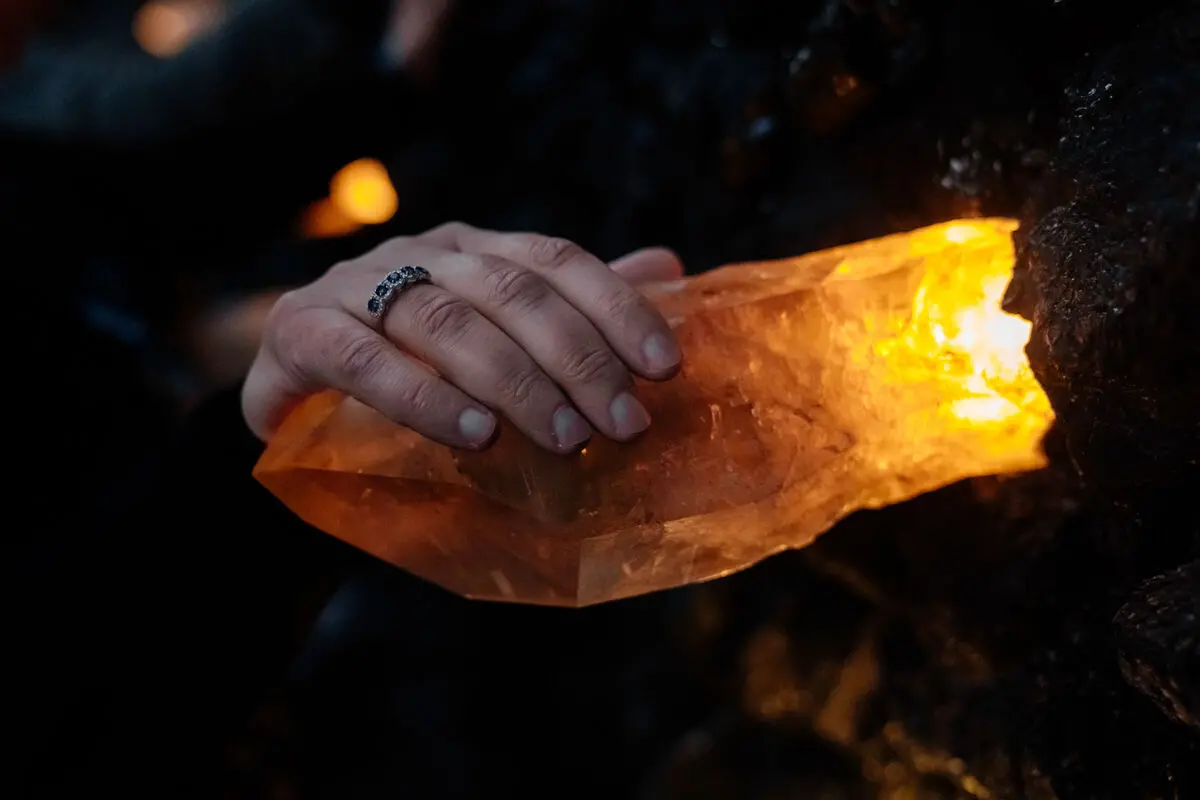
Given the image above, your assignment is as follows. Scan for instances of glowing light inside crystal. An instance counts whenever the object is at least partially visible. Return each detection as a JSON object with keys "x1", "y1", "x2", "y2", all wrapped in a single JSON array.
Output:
[{"x1": 256, "y1": 219, "x2": 1053, "y2": 607}]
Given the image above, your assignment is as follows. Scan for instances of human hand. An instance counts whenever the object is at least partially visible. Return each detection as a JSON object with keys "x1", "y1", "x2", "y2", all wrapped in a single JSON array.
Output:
[{"x1": 242, "y1": 223, "x2": 684, "y2": 453}]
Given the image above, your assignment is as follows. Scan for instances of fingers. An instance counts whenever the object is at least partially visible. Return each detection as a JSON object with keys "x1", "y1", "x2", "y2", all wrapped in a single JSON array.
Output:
[
  {"x1": 417, "y1": 223, "x2": 682, "y2": 381},
  {"x1": 397, "y1": 246, "x2": 655, "y2": 442},
  {"x1": 329, "y1": 266, "x2": 593, "y2": 452},
  {"x1": 243, "y1": 303, "x2": 496, "y2": 448},
  {"x1": 244, "y1": 226, "x2": 686, "y2": 455},
  {"x1": 609, "y1": 247, "x2": 685, "y2": 285}
]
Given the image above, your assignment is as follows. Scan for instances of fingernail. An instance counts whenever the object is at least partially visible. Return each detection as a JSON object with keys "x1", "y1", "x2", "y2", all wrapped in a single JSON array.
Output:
[
  {"x1": 610, "y1": 392, "x2": 651, "y2": 438},
  {"x1": 458, "y1": 408, "x2": 496, "y2": 447},
  {"x1": 552, "y1": 405, "x2": 592, "y2": 451},
  {"x1": 642, "y1": 333, "x2": 681, "y2": 373}
]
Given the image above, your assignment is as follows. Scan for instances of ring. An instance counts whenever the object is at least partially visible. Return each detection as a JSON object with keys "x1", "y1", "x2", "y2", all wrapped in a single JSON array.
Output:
[{"x1": 367, "y1": 265, "x2": 432, "y2": 318}]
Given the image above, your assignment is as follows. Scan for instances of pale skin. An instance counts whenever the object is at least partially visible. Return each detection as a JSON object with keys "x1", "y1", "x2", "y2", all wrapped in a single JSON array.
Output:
[{"x1": 241, "y1": 223, "x2": 685, "y2": 452}]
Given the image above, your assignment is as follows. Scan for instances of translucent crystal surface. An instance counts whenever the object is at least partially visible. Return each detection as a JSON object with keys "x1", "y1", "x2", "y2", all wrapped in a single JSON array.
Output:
[{"x1": 254, "y1": 219, "x2": 1053, "y2": 606}]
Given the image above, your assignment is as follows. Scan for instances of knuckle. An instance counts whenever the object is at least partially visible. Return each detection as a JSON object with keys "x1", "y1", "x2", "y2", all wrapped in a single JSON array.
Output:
[
  {"x1": 428, "y1": 220, "x2": 470, "y2": 238},
  {"x1": 479, "y1": 258, "x2": 551, "y2": 313},
  {"x1": 526, "y1": 235, "x2": 584, "y2": 271},
  {"x1": 324, "y1": 258, "x2": 359, "y2": 280},
  {"x1": 266, "y1": 302, "x2": 315, "y2": 366},
  {"x1": 559, "y1": 344, "x2": 622, "y2": 386},
  {"x1": 494, "y1": 363, "x2": 548, "y2": 408},
  {"x1": 267, "y1": 289, "x2": 307, "y2": 325},
  {"x1": 372, "y1": 239, "x2": 406, "y2": 261},
  {"x1": 326, "y1": 328, "x2": 393, "y2": 385},
  {"x1": 597, "y1": 285, "x2": 641, "y2": 320},
  {"x1": 393, "y1": 375, "x2": 441, "y2": 419},
  {"x1": 408, "y1": 291, "x2": 477, "y2": 346}
]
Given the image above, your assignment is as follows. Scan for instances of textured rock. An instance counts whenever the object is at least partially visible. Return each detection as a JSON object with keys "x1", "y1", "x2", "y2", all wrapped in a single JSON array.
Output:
[
  {"x1": 255, "y1": 219, "x2": 1052, "y2": 606},
  {"x1": 1115, "y1": 560, "x2": 1200, "y2": 730},
  {"x1": 1004, "y1": 4, "x2": 1200, "y2": 545},
  {"x1": 993, "y1": 5, "x2": 1200, "y2": 788}
]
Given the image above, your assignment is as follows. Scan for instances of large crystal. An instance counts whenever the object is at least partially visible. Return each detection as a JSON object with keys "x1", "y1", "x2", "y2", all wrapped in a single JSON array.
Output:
[{"x1": 254, "y1": 219, "x2": 1053, "y2": 606}]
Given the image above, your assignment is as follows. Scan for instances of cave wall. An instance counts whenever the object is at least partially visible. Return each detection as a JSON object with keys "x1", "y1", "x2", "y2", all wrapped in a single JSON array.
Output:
[{"x1": 1008, "y1": 3, "x2": 1199, "y2": 553}]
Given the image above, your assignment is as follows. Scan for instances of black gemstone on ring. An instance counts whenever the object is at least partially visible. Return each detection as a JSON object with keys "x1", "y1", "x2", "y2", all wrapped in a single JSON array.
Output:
[
  {"x1": 367, "y1": 297, "x2": 382, "y2": 315},
  {"x1": 374, "y1": 283, "x2": 391, "y2": 298},
  {"x1": 386, "y1": 270, "x2": 403, "y2": 284}
]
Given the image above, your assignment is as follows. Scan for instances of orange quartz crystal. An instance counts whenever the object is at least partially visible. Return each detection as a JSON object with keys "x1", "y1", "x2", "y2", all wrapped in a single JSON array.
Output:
[{"x1": 254, "y1": 219, "x2": 1053, "y2": 606}]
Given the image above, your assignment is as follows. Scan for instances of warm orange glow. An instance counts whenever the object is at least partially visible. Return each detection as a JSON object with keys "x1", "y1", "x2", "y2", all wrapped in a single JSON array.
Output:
[
  {"x1": 300, "y1": 197, "x2": 363, "y2": 239},
  {"x1": 833, "y1": 74, "x2": 860, "y2": 97},
  {"x1": 330, "y1": 159, "x2": 398, "y2": 226},
  {"x1": 874, "y1": 219, "x2": 1051, "y2": 433},
  {"x1": 132, "y1": 0, "x2": 224, "y2": 58}
]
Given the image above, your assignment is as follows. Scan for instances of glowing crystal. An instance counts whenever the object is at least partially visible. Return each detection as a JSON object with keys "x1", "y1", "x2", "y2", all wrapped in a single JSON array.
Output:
[{"x1": 254, "y1": 219, "x2": 1052, "y2": 606}]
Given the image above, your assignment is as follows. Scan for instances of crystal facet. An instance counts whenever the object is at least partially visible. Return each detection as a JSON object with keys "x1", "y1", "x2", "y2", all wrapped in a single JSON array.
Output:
[{"x1": 255, "y1": 219, "x2": 1053, "y2": 607}]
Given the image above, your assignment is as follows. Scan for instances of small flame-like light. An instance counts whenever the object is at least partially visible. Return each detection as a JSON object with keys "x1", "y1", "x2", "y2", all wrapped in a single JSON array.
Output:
[
  {"x1": 949, "y1": 395, "x2": 1021, "y2": 422},
  {"x1": 300, "y1": 197, "x2": 363, "y2": 239},
  {"x1": 330, "y1": 159, "x2": 398, "y2": 226},
  {"x1": 875, "y1": 219, "x2": 1050, "y2": 427},
  {"x1": 942, "y1": 223, "x2": 983, "y2": 244},
  {"x1": 133, "y1": 0, "x2": 224, "y2": 58},
  {"x1": 832, "y1": 74, "x2": 860, "y2": 97}
]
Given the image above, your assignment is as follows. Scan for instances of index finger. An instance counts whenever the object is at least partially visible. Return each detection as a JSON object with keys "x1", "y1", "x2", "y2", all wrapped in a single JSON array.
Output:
[{"x1": 417, "y1": 223, "x2": 682, "y2": 380}]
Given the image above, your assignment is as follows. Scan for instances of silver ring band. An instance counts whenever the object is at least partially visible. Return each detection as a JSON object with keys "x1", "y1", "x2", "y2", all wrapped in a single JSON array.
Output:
[{"x1": 367, "y1": 265, "x2": 431, "y2": 319}]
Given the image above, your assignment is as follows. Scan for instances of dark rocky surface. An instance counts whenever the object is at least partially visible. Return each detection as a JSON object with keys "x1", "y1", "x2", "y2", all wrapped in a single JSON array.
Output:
[
  {"x1": 642, "y1": 466, "x2": 1197, "y2": 800},
  {"x1": 1002, "y1": 8, "x2": 1200, "y2": 792},
  {"x1": 1115, "y1": 560, "x2": 1200, "y2": 731},
  {"x1": 1006, "y1": 2, "x2": 1200, "y2": 550}
]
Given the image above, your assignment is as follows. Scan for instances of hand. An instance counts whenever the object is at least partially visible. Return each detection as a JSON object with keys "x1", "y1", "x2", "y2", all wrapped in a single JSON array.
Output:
[{"x1": 242, "y1": 223, "x2": 684, "y2": 453}]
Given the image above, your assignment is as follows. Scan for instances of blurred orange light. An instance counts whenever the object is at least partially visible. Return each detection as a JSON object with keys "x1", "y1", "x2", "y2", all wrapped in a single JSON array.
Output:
[
  {"x1": 133, "y1": 0, "x2": 224, "y2": 58},
  {"x1": 301, "y1": 198, "x2": 363, "y2": 239},
  {"x1": 330, "y1": 159, "x2": 398, "y2": 226}
]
